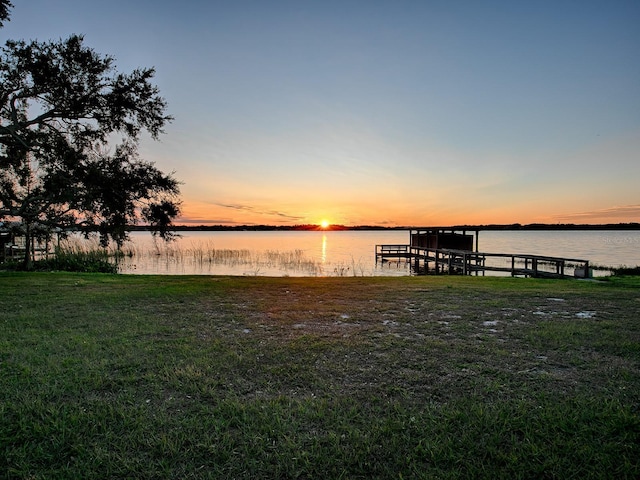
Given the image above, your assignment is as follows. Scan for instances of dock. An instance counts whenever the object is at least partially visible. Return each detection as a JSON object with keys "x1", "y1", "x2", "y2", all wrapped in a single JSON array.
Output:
[
  {"x1": 376, "y1": 229, "x2": 590, "y2": 278},
  {"x1": 0, "y1": 228, "x2": 54, "y2": 263}
]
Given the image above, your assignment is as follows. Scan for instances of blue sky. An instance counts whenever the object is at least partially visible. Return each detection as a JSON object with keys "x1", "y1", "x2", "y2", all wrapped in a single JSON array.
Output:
[{"x1": 3, "y1": 0, "x2": 639, "y2": 225}]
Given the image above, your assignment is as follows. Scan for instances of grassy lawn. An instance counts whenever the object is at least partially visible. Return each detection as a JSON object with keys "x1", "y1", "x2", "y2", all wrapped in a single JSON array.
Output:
[{"x1": 1, "y1": 273, "x2": 638, "y2": 479}]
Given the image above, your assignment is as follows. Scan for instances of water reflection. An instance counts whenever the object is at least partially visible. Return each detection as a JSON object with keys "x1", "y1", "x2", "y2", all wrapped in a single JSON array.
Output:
[{"x1": 321, "y1": 234, "x2": 327, "y2": 263}]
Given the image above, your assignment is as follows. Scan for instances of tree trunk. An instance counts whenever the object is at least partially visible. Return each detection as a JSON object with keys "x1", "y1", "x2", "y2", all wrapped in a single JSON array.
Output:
[{"x1": 22, "y1": 224, "x2": 33, "y2": 270}]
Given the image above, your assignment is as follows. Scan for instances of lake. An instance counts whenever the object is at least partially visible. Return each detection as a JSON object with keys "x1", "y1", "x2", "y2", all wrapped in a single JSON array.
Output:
[{"x1": 102, "y1": 229, "x2": 640, "y2": 277}]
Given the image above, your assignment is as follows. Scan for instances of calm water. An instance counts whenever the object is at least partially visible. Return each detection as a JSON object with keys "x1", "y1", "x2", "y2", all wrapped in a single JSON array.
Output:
[{"x1": 109, "y1": 229, "x2": 640, "y2": 276}]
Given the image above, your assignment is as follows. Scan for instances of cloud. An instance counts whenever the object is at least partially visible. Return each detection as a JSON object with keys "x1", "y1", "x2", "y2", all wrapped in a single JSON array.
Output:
[
  {"x1": 552, "y1": 205, "x2": 640, "y2": 222},
  {"x1": 217, "y1": 203, "x2": 254, "y2": 213},
  {"x1": 216, "y1": 203, "x2": 304, "y2": 222},
  {"x1": 176, "y1": 217, "x2": 243, "y2": 225}
]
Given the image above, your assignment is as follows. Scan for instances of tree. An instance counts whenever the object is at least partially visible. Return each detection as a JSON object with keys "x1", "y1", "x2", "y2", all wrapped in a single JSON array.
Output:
[
  {"x1": 0, "y1": 1, "x2": 12, "y2": 28},
  {"x1": 0, "y1": 34, "x2": 181, "y2": 269}
]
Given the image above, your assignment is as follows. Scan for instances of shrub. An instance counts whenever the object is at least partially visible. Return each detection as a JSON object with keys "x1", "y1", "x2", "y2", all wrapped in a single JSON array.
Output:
[
  {"x1": 612, "y1": 266, "x2": 640, "y2": 276},
  {"x1": 1, "y1": 248, "x2": 119, "y2": 273}
]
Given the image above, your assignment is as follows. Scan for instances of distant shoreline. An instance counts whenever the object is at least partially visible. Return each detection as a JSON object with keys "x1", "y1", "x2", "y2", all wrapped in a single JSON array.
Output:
[{"x1": 128, "y1": 222, "x2": 640, "y2": 232}]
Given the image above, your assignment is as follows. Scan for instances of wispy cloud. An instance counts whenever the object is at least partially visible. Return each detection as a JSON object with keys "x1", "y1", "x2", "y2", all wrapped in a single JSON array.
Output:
[
  {"x1": 217, "y1": 204, "x2": 254, "y2": 213},
  {"x1": 217, "y1": 203, "x2": 304, "y2": 222},
  {"x1": 176, "y1": 217, "x2": 243, "y2": 225},
  {"x1": 552, "y1": 205, "x2": 640, "y2": 222}
]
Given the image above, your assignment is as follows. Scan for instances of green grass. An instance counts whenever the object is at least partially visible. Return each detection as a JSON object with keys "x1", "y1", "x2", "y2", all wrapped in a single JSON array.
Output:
[{"x1": 1, "y1": 273, "x2": 639, "y2": 479}]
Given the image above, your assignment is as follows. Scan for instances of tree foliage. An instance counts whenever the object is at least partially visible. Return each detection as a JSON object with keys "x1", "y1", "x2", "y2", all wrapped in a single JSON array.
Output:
[
  {"x1": 0, "y1": 1, "x2": 12, "y2": 28},
  {"x1": 0, "y1": 33, "x2": 181, "y2": 268}
]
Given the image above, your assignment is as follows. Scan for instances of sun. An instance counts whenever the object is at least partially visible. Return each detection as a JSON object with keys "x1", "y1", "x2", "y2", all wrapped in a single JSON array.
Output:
[{"x1": 320, "y1": 219, "x2": 330, "y2": 229}]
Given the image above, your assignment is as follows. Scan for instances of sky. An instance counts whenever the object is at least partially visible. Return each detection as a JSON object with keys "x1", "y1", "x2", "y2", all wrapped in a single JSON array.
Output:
[{"x1": 3, "y1": 0, "x2": 639, "y2": 226}]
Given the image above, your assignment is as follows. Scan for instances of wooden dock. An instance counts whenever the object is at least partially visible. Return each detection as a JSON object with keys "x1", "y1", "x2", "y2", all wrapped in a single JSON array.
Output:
[
  {"x1": 376, "y1": 229, "x2": 591, "y2": 278},
  {"x1": 1, "y1": 231, "x2": 53, "y2": 263}
]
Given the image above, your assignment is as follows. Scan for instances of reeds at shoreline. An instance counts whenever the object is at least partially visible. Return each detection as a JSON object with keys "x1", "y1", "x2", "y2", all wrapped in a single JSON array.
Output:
[{"x1": 57, "y1": 237, "x2": 374, "y2": 276}]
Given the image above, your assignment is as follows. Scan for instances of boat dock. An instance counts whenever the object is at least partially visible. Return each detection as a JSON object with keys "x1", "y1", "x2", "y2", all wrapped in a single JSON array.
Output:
[
  {"x1": 376, "y1": 229, "x2": 590, "y2": 278},
  {"x1": 0, "y1": 228, "x2": 55, "y2": 263}
]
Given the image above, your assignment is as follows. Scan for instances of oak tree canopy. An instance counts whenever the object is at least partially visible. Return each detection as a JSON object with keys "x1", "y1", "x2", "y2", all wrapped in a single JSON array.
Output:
[{"x1": 0, "y1": 4, "x2": 181, "y2": 268}]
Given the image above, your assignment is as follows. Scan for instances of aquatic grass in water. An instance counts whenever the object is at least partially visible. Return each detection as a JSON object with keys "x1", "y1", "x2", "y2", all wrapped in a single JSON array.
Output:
[{"x1": 103, "y1": 238, "x2": 370, "y2": 276}]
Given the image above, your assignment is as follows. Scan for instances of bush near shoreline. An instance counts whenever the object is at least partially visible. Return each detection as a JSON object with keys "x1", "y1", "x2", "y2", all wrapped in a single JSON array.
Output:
[{"x1": 1, "y1": 273, "x2": 638, "y2": 479}]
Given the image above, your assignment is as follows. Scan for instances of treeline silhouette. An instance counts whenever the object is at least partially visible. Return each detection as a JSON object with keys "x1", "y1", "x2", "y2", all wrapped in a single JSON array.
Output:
[{"x1": 126, "y1": 223, "x2": 640, "y2": 232}]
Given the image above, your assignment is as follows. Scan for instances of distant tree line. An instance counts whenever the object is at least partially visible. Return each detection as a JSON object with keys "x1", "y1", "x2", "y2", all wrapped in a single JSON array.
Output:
[{"x1": 125, "y1": 223, "x2": 640, "y2": 232}]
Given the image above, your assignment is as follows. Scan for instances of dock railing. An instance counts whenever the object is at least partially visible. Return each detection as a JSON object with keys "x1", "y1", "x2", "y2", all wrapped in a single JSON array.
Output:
[
  {"x1": 375, "y1": 244, "x2": 411, "y2": 258},
  {"x1": 1, "y1": 238, "x2": 52, "y2": 263}
]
